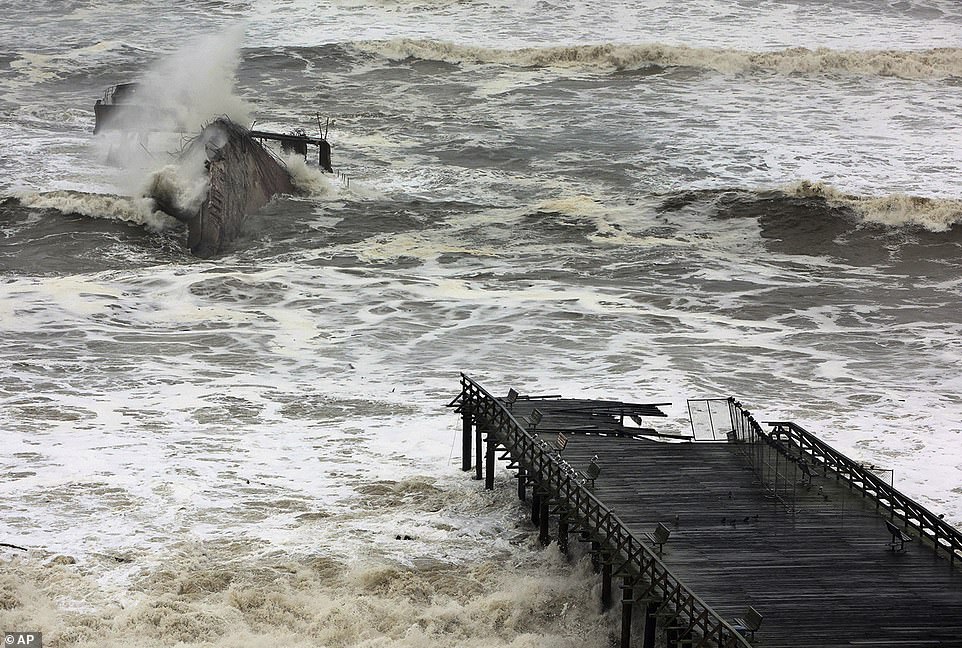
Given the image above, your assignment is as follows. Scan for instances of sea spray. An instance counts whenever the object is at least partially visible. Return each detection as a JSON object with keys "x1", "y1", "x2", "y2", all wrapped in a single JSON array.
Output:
[
  {"x1": 133, "y1": 25, "x2": 252, "y2": 138},
  {"x1": 141, "y1": 126, "x2": 228, "y2": 223},
  {"x1": 87, "y1": 25, "x2": 255, "y2": 210},
  {"x1": 283, "y1": 153, "x2": 336, "y2": 196}
]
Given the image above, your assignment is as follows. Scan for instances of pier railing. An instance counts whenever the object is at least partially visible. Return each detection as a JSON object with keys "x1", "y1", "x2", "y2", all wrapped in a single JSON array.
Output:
[
  {"x1": 728, "y1": 399, "x2": 962, "y2": 565},
  {"x1": 458, "y1": 374, "x2": 750, "y2": 648}
]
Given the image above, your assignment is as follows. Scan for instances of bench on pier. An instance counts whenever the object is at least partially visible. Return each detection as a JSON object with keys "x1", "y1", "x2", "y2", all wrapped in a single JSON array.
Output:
[
  {"x1": 732, "y1": 605, "x2": 763, "y2": 641},
  {"x1": 581, "y1": 457, "x2": 601, "y2": 488},
  {"x1": 526, "y1": 408, "x2": 543, "y2": 431},
  {"x1": 885, "y1": 519, "x2": 912, "y2": 552},
  {"x1": 554, "y1": 433, "x2": 568, "y2": 453},
  {"x1": 644, "y1": 522, "x2": 671, "y2": 555}
]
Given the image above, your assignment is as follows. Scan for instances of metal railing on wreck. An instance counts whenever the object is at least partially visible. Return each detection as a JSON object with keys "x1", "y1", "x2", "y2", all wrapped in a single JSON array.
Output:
[
  {"x1": 728, "y1": 399, "x2": 962, "y2": 566},
  {"x1": 456, "y1": 373, "x2": 751, "y2": 648}
]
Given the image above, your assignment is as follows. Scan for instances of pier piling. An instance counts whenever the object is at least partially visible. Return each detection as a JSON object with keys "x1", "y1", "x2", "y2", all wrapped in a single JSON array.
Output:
[
  {"x1": 484, "y1": 431, "x2": 496, "y2": 490},
  {"x1": 620, "y1": 580, "x2": 634, "y2": 648},
  {"x1": 461, "y1": 402, "x2": 472, "y2": 472},
  {"x1": 538, "y1": 496, "x2": 550, "y2": 546},
  {"x1": 601, "y1": 560, "x2": 613, "y2": 611}
]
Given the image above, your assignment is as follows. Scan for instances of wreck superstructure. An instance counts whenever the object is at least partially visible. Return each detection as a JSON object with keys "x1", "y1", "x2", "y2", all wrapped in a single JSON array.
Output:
[
  {"x1": 93, "y1": 83, "x2": 141, "y2": 134},
  {"x1": 93, "y1": 84, "x2": 334, "y2": 257},
  {"x1": 93, "y1": 82, "x2": 180, "y2": 134}
]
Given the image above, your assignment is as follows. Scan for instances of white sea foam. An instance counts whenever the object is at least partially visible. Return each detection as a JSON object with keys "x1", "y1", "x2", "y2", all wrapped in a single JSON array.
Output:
[
  {"x1": 0, "y1": 262, "x2": 624, "y2": 642},
  {"x1": 248, "y1": 0, "x2": 962, "y2": 52},
  {"x1": 2, "y1": 539, "x2": 613, "y2": 648},
  {"x1": 9, "y1": 41, "x2": 131, "y2": 84}
]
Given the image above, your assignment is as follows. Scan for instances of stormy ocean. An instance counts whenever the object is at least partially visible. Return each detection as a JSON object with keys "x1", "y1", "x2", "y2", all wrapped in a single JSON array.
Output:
[{"x1": 2, "y1": 1, "x2": 961, "y2": 645}]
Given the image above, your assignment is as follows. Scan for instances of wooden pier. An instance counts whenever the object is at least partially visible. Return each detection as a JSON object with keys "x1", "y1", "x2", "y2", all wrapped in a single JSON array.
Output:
[{"x1": 450, "y1": 374, "x2": 962, "y2": 648}]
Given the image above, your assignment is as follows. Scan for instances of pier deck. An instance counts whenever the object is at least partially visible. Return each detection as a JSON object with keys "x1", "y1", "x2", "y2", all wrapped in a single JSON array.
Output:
[
  {"x1": 562, "y1": 434, "x2": 962, "y2": 647},
  {"x1": 452, "y1": 375, "x2": 962, "y2": 648}
]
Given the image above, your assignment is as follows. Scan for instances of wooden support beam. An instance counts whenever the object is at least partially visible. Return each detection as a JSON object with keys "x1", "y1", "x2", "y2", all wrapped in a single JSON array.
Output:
[
  {"x1": 461, "y1": 403, "x2": 472, "y2": 472},
  {"x1": 558, "y1": 512, "x2": 569, "y2": 556},
  {"x1": 532, "y1": 490, "x2": 541, "y2": 525},
  {"x1": 643, "y1": 602, "x2": 657, "y2": 648},
  {"x1": 602, "y1": 560, "x2": 613, "y2": 611},
  {"x1": 474, "y1": 422, "x2": 482, "y2": 481},
  {"x1": 621, "y1": 580, "x2": 634, "y2": 648},
  {"x1": 539, "y1": 496, "x2": 550, "y2": 546},
  {"x1": 484, "y1": 432, "x2": 496, "y2": 490},
  {"x1": 517, "y1": 466, "x2": 526, "y2": 501}
]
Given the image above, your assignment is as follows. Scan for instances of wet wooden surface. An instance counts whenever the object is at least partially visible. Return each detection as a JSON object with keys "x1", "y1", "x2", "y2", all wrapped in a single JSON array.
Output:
[{"x1": 505, "y1": 399, "x2": 962, "y2": 648}]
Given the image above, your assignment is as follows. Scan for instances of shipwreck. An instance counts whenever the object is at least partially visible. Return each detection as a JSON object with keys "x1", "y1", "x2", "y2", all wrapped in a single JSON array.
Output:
[
  {"x1": 156, "y1": 118, "x2": 335, "y2": 257},
  {"x1": 94, "y1": 85, "x2": 334, "y2": 257}
]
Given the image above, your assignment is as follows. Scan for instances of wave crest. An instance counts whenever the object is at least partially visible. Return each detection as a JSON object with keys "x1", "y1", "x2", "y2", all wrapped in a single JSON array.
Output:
[
  {"x1": 782, "y1": 181, "x2": 962, "y2": 232},
  {"x1": 16, "y1": 190, "x2": 179, "y2": 231},
  {"x1": 353, "y1": 39, "x2": 962, "y2": 78}
]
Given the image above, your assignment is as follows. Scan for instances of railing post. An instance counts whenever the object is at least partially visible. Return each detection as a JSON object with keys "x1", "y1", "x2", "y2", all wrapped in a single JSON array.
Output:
[
  {"x1": 728, "y1": 398, "x2": 737, "y2": 441},
  {"x1": 666, "y1": 625, "x2": 679, "y2": 647},
  {"x1": 706, "y1": 401, "x2": 716, "y2": 441}
]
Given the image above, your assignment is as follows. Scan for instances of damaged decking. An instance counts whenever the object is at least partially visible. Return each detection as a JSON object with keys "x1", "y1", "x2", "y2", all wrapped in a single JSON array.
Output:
[{"x1": 451, "y1": 374, "x2": 962, "y2": 648}]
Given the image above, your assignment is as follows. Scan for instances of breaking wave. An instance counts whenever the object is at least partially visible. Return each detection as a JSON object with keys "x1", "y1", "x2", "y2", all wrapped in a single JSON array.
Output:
[
  {"x1": 782, "y1": 181, "x2": 962, "y2": 232},
  {"x1": 353, "y1": 39, "x2": 962, "y2": 78},
  {"x1": 2, "y1": 538, "x2": 613, "y2": 647},
  {"x1": 15, "y1": 190, "x2": 179, "y2": 231}
]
